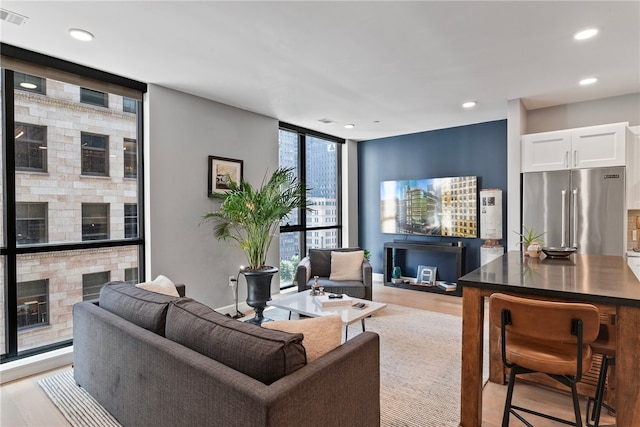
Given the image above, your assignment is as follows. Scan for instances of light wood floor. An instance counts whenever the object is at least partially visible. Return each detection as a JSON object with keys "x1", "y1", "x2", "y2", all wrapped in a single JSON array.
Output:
[{"x1": 1, "y1": 281, "x2": 615, "y2": 426}]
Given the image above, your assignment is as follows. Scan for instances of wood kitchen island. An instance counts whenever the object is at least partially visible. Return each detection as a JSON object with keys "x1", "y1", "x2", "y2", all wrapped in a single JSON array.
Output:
[{"x1": 458, "y1": 251, "x2": 640, "y2": 427}]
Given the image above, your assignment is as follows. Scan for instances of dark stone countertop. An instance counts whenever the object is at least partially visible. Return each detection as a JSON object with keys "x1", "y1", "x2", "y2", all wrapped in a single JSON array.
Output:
[{"x1": 459, "y1": 251, "x2": 640, "y2": 307}]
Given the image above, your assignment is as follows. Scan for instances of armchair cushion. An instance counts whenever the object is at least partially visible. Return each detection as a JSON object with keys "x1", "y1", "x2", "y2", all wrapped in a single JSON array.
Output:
[{"x1": 330, "y1": 250, "x2": 364, "y2": 281}]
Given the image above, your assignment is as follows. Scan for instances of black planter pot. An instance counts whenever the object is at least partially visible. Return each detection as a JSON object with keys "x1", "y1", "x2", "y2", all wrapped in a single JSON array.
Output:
[{"x1": 242, "y1": 267, "x2": 278, "y2": 325}]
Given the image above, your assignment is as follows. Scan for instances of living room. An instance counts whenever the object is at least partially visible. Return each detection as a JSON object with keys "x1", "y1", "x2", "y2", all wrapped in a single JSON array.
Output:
[{"x1": 1, "y1": 2, "x2": 640, "y2": 426}]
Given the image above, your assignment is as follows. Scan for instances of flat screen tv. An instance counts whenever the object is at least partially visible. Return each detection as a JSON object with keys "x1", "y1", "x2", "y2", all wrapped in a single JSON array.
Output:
[{"x1": 380, "y1": 176, "x2": 478, "y2": 238}]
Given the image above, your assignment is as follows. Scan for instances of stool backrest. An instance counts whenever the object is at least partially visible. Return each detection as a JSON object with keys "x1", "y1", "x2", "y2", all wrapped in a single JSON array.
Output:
[{"x1": 489, "y1": 293, "x2": 600, "y2": 344}]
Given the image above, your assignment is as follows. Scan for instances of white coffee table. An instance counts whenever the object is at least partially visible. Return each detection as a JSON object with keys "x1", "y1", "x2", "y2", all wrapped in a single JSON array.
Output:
[{"x1": 267, "y1": 290, "x2": 386, "y2": 340}]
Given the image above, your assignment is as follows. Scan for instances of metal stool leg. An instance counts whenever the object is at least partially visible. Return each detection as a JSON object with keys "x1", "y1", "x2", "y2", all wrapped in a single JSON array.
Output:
[
  {"x1": 587, "y1": 356, "x2": 616, "y2": 427},
  {"x1": 502, "y1": 366, "x2": 518, "y2": 427}
]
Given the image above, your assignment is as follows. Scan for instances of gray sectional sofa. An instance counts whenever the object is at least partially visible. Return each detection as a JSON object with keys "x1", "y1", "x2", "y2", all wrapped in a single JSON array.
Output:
[{"x1": 73, "y1": 282, "x2": 380, "y2": 427}]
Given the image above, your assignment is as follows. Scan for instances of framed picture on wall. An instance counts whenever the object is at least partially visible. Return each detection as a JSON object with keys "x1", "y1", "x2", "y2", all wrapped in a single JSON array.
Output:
[{"x1": 208, "y1": 156, "x2": 243, "y2": 196}]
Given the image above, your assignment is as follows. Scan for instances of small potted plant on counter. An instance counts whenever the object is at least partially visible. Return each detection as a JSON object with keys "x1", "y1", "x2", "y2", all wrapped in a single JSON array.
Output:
[{"x1": 514, "y1": 226, "x2": 546, "y2": 257}]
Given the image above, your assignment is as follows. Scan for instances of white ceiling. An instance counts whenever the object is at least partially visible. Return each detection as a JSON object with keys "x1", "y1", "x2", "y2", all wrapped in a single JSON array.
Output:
[{"x1": 1, "y1": 1, "x2": 639, "y2": 141}]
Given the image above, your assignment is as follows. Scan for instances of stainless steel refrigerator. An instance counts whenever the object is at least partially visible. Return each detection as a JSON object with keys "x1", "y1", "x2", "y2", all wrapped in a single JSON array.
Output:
[{"x1": 522, "y1": 166, "x2": 625, "y2": 256}]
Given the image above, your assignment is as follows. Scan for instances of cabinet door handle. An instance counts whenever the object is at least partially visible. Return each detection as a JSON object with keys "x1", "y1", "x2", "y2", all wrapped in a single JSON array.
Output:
[
  {"x1": 574, "y1": 150, "x2": 578, "y2": 167},
  {"x1": 565, "y1": 151, "x2": 569, "y2": 168}
]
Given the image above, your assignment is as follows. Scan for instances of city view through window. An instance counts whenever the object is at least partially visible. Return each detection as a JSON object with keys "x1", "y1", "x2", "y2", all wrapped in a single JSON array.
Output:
[
  {"x1": 1, "y1": 68, "x2": 143, "y2": 357},
  {"x1": 278, "y1": 127, "x2": 342, "y2": 288}
]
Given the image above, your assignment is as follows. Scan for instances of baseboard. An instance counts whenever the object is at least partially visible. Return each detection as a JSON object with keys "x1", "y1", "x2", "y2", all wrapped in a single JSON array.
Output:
[
  {"x1": 373, "y1": 272, "x2": 384, "y2": 282},
  {"x1": 0, "y1": 346, "x2": 73, "y2": 384}
]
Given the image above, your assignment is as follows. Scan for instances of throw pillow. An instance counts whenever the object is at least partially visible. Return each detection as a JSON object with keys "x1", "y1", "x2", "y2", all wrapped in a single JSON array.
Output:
[
  {"x1": 263, "y1": 315, "x2": 342, "y2": 362},
  {"x1": 329, "y1": 250, "x2": 364, "y2": 281},
  {"x1": 136, "y1": 274, "x2": 180, "y2": 297}
]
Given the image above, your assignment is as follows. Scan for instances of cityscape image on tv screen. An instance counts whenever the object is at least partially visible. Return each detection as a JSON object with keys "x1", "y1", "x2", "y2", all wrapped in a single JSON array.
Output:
[{"x1": 380, "y1": 176, "x2": 478, "y2": 238}]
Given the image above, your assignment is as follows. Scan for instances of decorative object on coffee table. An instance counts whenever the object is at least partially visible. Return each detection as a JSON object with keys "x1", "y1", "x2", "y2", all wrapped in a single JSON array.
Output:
[{"x1": 203, "y1": 167, "x2": 309, "y2": 324}]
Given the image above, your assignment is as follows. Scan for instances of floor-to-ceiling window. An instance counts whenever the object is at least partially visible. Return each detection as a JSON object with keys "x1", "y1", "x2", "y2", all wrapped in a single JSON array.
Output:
[
  {"x1": 278, "y1": 123, "x2": 343, "y2": 289},
  {"x1": 1, "y1": 44, "x2": 146, "y2": 362}
]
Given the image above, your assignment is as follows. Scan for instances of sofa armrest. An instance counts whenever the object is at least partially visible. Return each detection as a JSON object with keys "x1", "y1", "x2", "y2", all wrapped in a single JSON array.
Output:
[
  {"x1": 295, "y1": 257, "x2": 311, "y2": 292},
  {"x1": 264, "y1": 331, "x2": 381, "y2": 426},
  {"x1": 362, "y1": 259, "x2": 373, "y2": 300}
]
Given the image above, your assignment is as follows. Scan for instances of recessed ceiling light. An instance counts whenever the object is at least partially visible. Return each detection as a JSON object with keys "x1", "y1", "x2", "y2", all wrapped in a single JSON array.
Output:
[
  {"x1": 20, "y1": 82, "x2": 37, "y2": 89},
  {"x1": 68, "y1": 28, "x2": 94, "y2": 41},
  {"x1": 344, "y1": 124, "x2": 355, "y2": 129},
  {"x1": 574, "y1": 28, "x2": 599, "y2": 40},
  {"x1": 579, "y1": 77, "x2": 598, "y2": 86},
  {"x1": 462, "y1": 101, "x2": 477, "y2": 109}
]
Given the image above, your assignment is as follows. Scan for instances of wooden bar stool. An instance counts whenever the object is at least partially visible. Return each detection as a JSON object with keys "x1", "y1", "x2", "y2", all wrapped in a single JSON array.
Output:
[{"x1": 489, "y1": 293, "x2": 600, "y2": 427}]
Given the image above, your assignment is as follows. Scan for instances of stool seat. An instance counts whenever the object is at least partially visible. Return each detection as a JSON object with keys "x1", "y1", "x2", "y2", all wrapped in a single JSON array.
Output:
[
  {"x1": 506, "y1": 336, "x2": 594, "y2": 375},
  {"x1": 490, "y1": 293, "x2": 600, "y2": 427}
]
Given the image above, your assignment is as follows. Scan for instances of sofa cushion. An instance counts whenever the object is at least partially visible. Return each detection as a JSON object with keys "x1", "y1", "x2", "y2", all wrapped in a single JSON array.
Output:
[
  {"x1": 135, "y1": 275, "x2": 180, "y2": 297},
  {"x1": 309, "y1": 249, "x2": 332, "y2": 277},
  {"x1": 99, "y1": 281, "x2": 180, "y2": 336},
  {"x1": 166, "y1": 299, "x2": 306, "y2": 385},
  {"x1": 263, "y1": 315, "x2": 342, "y2": 362},
  {"x1": 330, "y1": 250, "x2": 364, "y2": 281}
]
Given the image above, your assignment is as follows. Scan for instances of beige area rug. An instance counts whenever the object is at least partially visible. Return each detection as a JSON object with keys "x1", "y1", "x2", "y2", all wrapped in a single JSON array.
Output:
[{"x1": 40, "y1": 303, "x2": 487, "y2": 427}]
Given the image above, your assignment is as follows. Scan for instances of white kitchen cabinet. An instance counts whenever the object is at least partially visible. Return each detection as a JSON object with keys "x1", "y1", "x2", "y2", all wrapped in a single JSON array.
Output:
[
  {"x1": 522, "y1": 130, "x2": 571, "y2": 172},
  {"x1": 626, "y1": 126, "x2": 640, "y2": 210},
  {"x1": 522, "y1": 122, "x2": 627, "y2": 172}
]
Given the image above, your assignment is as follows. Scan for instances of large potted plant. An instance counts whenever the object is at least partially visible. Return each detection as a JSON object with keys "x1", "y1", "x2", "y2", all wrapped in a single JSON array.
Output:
[{"x1": 203, "y1": 167, "x2": 309, "y2": 324}]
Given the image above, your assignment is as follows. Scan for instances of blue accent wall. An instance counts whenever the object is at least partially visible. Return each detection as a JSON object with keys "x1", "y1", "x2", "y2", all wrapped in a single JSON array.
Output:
[{"x1": 357, "y1": 119, "x2": 508, "y2": 279}]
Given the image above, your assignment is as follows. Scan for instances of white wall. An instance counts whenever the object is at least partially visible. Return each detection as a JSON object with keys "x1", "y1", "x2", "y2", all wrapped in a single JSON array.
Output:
[
  {"x1": 145, "y1": 85, "x2": 279, "y2": 309},
  {"x1": 526, "y1": 93, "x2": 640, "y2": 133}
]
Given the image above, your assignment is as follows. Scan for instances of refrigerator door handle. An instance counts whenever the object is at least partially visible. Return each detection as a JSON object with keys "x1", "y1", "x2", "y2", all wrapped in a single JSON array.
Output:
[
  {"x1": 572, "y1": 188, "x2": 578, "y2": 248},
  {"x1": 561, "y1": 189, "x2": 567, "y2": 248}
]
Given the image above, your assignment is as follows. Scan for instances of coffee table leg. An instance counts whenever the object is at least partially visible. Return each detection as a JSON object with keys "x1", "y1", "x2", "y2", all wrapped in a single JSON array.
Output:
[
  {"x1": 361, "y1": 318, "x2": 366, "y2": 332},
  {"x1": 288, "y1": 311, "x2": 292, "y2": 320},
  {"x1": 345, "y1": 325, "x2": 349, "y2": 341}
]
